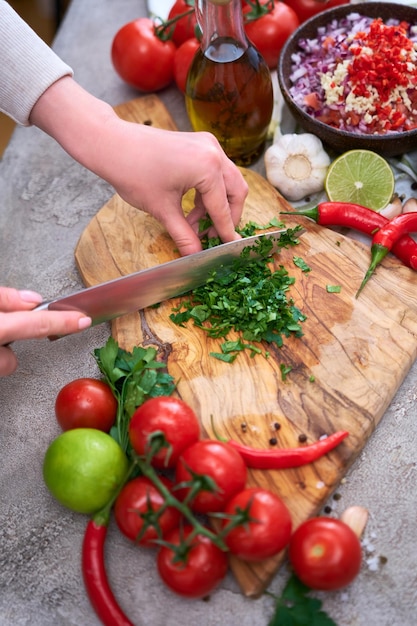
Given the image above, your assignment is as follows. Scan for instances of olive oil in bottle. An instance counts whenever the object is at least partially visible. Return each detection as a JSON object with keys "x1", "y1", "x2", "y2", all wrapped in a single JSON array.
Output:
[{"x1": 185, "y1": 0, "x2": 273, "y2": 166}]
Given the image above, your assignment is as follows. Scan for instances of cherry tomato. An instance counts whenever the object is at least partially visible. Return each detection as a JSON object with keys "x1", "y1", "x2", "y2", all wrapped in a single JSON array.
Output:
[
  {"x1": 282, "y1": 0, "x2": 349, "y2": 24},
  {"x1": 289, "y1": 517, "x2": 362, "y2": 590},
  {"x1": 223, "y1": 487, "x2": 292, "y2": 561},
  {"x1": 174, "y1": 37, "x2": 200, "y2": 93},
  {"x1": 168, "y1": 0, "x2": 198, "y2": 47},
  {"x1": 111, "y1": 18, "x2": 176, "y2": 92},
  {"x1": 175, "y1": 440, "x2": 247, "y2": 513},
  {"x1": 129, "y1": 396, "x2": 200, "y2": 469},
  {"x1": 244, "y1": 0, "x2": 300, "y2": 69},
  {"x1": 54, "y1": 378, "x2": 117, "y2": 432},
  {"x1": 157, "y1": 525, "x2": 228, "y2": 597},
  {"x1": 114, "y1": 476, "x2": 181, "y2": 547}
]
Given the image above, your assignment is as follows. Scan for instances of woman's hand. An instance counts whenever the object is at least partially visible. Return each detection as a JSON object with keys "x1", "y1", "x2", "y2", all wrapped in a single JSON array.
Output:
[
  {"x1": 103, "y1": 124, "x2": 248, "y2": 256},
  {"x1": 0, "y1": 287, "x2": 91, "y2": 376},
  {"x1": 30, "y1": 77, "x2": 249, "y2": 256}
]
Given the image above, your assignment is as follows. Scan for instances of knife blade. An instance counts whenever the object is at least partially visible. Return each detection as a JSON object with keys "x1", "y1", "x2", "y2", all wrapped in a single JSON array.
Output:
[{"x1": 35, "y1": 229, "x2": 288, "y2": 326}]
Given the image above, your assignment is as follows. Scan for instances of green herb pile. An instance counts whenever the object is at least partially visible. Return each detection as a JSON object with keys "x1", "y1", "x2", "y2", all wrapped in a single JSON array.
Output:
[{"x1": 169, "y1": 222, "x2": 306, "y2": 363}]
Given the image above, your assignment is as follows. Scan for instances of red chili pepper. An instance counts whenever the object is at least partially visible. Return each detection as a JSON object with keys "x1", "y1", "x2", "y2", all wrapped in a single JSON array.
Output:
[
  {"x1": 225, "y1": 430, "x2": 349, "y2": 470},
  {"x1": 357, "y1": 211, "x2": 417, "y2": 297},
  {"x1": 82, "y1": 514, "x2": 134, "y2": 626},
  {"x1": 281, "y1": 202, "x2": 417, "y2": 270}
]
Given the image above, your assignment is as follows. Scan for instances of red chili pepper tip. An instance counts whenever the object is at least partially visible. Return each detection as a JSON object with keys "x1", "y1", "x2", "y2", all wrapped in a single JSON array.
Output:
[{"x1": 82, "y1": 519, "x2": 134, "y2": 626}]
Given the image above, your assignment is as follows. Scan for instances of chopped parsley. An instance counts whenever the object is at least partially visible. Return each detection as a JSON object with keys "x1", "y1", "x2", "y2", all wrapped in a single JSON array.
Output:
[
  {"x1": 280, "y1": 364, "x2": 292, "y2": 381},
  {"x1": 169, "y1": 226, "x2": 306, "y2": 361},
  {"x1": 293, "y1": 256, "x2": 311, "y2": 272}
]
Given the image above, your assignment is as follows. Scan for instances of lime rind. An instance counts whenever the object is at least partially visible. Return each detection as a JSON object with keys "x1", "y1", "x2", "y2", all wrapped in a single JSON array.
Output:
[
  {"x1": 43, "y1": 428, "x2": 129, "y2": 515},
  {"x1": 325, "y1": 149, "x2": 395, "y2": 211}
]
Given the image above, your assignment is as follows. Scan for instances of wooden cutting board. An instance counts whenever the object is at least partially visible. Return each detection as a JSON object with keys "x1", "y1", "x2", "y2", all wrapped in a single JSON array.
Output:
[{"x1": 75, "y1": 95, "x2": 417, "y2": 597}]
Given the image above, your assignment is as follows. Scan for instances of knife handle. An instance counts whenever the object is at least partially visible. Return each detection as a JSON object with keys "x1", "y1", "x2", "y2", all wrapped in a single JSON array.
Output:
[{"x1": 33, "y1": 301, "x2": 52, "y2": 312}]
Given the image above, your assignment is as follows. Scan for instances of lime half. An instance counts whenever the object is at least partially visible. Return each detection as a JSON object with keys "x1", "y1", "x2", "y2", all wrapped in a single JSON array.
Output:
[{"x1": 325, "y1": 149, "x2": 395, "y2": 211}]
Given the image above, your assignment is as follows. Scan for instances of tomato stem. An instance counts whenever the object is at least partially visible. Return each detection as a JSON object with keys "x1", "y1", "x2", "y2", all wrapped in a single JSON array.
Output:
[
  {"x1": 154, "y1": 7, "x2": 195, "y2": 41},
  {"x1": 134, "y1": 455, "x2": 229, "y2": 551},
  {"x1": 243, "y1": 0, "x2": 275, "y2": 23}
]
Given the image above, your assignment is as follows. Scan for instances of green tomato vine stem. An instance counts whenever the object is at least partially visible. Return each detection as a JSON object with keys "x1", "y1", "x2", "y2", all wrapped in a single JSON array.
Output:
[{"x1": 134, "y1": 455, "x2": 230, "y2": 551}]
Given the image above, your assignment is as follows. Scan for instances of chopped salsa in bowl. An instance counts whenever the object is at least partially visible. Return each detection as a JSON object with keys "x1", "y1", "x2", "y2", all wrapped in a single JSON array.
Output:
[{"x1": 288, "y1": 11, "x2": 417, "y2": 135}]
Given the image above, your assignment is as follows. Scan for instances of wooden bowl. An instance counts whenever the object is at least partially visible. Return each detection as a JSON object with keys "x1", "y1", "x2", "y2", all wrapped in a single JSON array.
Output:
[{"x1": 277, "y1": 2, "x2": 417, "y2": 157}]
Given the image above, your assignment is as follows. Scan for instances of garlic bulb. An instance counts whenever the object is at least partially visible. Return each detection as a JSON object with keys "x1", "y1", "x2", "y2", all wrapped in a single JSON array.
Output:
[{"x1": 264, "y1": 133, "x2": 331, "y2": 201}]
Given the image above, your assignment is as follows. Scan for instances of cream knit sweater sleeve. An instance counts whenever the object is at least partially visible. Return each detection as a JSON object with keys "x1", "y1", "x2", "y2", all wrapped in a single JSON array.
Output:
[{"x1": 0, "y1": 0, "x2": 73, "y2": 126}]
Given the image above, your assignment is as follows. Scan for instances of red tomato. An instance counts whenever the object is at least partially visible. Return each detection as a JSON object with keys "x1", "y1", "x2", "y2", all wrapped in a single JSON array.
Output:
[
  {"x1": 157, "y1": 525, "x2": 228, "y2": 597},
  {"x1": 114, "y1": 476, "x2": 181, "y2": 546},
  {"x1": 111, "y1": 18, "x2": 176, "y2": 92},
  {"x1": 174, "y1": 37, "x2": 200, "y2": 93},
  {"x1": 288, "y1": 517, "x2": 362, "y2": 590},
  {"x1": 168, "y1": 0, "x2": 198, "y2": 47},
  {"x1": 223, "y1": 487, "x2": 292, "y2": 561},
  {"x1": 175, "y1": 440, "x2": 247, "y2": 513},
  {"x1": 54, "y1": 378, "x2": 117, "y2": 432},
  {"x1": 244, "y1": 0, "x2": 300, "y2": 69},
  {"x1": 282, "y1": 0, "x2": 349, "y2": 24},
  {"x1": 129, "y1": 396, "x2": 200, "y2": 469}
]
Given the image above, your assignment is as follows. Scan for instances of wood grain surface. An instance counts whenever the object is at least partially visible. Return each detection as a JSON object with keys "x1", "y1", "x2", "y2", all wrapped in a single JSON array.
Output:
[{"x1": 75, "y1": 95, "x2": 417, "y2": 596}]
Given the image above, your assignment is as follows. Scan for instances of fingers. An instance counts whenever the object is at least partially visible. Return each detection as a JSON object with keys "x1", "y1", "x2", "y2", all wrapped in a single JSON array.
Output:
[
  {"x1": 0, "y1": 287, "x2": 43, "y2": 312},
  {"x1": 0, "y1": 345, "x2": 18, "y2": 377},
  {"x1": 161, "y1": 147, "x2": 248, "y2": 256},
  {"x1": 0, "y1": 310, "x2": 92, "y2": 347},
  {"x1": 192, "y1": 144, "x2": 248, "y2": 244}
]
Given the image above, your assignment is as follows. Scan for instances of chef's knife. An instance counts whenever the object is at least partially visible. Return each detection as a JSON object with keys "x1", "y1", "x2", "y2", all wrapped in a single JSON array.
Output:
[{"x1": 35, "y1": 230, "x2": 289, "y2": 326}]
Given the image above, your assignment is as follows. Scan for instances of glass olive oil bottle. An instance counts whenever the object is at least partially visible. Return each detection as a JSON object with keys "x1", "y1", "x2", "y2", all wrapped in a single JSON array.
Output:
[{"x1": 185, "y1": 0, "x2": 273, "y2": 166}]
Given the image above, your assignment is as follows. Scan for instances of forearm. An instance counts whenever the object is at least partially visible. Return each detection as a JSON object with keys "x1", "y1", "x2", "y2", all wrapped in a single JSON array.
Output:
[
  {"x1": 0, "y1": 0, "x2": 73, "y2": 125},
  {"x1": 29, "y1": 76, "x2": 121, "y2": 181}
]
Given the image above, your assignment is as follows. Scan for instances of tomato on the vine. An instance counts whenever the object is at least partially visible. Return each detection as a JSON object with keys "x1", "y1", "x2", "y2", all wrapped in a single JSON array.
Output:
[
  {"x1": 174, "y1": 37, "x2": 200, "y2": 93},
  {"x1": 175, "y1": 440, "x2": 247, "y2": 513},
  {"x1": 55, "y1": 378, "x2": 117, "y2": 432},
  {"x1": 282, "y1": 0, "x2": 349, "y2": 24},
  {"x1": 111, "y1": 18, "x2": 176, "y2": 92},
  {"x1": 129, "y1": 396, "x2": 200, "y2": 469},
  {"x1": 168, "y1": 0, "x2": 198, "y2": 47},
  {"x1": 288, "y1": 517, "x2": 362, "y2": 590},
  {"x1": 157, "y1": 525, "x2": 228, "y2": 597},
  {"x1": 243, "y1": 0, "x2": 300, "y2": 69},
  {"x1": 223, "y1": 487, "x2": 292, "y2": 561},
  {"x1": 114, "y1": 476, "x2": 181, "y2": 546}
]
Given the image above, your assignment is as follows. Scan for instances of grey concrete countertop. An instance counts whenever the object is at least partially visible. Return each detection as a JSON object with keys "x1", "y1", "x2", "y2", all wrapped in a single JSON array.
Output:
[{"x1": 1, "y1": 1, "x2": 416, "y2": 624}]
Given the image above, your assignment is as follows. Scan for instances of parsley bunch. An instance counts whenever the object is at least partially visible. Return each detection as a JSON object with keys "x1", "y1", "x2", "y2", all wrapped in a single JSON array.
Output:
[
  {"x1": 93, "y1": 337, "x2": 176, "y2": 457},
  {"x1": 268, "y1": 574, "x2": 337, "y2": 626}
]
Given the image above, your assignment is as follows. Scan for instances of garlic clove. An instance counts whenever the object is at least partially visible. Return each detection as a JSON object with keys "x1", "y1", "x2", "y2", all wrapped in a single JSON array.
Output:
[
  {"x1": 379, "y1": 194, "x2": 403, "y2": 219},
  {"x1": 402, "y1": 197, "x2": 417, "y2": 213},
  {"x1": 340, "y1": 505, "x2": 369, "y2": 539}
]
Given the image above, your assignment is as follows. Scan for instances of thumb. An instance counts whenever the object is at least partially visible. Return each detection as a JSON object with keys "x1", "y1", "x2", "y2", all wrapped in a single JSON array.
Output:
[
  {"x1": 161, "y1": 213, "x2": 204, "y2": 256},
  {"x1": 0, "y1": 345, "x2": 18, "y2": 377}
]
